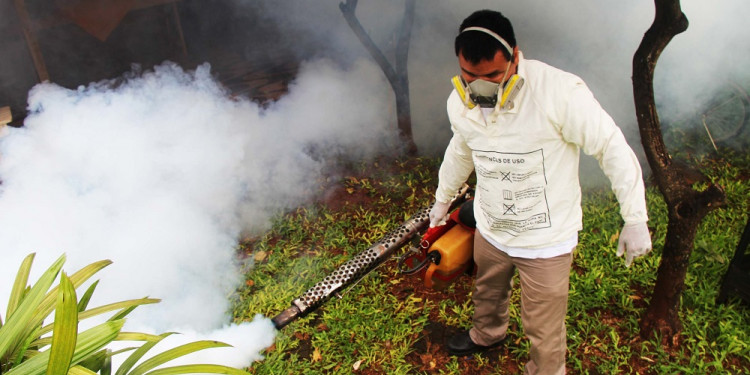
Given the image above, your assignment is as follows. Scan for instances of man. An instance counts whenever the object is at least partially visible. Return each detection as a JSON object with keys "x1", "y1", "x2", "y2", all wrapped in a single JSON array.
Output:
[{"x1": 429, "y1": 10, "x2": 652, "y2": 375}]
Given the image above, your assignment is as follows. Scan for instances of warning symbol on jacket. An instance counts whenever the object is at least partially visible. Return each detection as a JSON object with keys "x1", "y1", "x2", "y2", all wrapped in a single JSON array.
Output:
[
  {"x1": 473, "y1": 148, "x2": 551, "y2": 235},
  {"x1": 503, "y1": 190, "x2": 513, "y2": 200}
]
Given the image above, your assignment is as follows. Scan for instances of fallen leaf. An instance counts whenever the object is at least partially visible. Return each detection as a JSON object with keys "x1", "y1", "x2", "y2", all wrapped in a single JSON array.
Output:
[
  {"x1": 419, "y1": 353, "x2": 433, "y2": 365},
  {"x1": 254, "y1": 250, "x2": 268, "y2": 262},
  {"x1": 312, "y1": 347, "x2": 322, "y2": 362},
  {"x1": 352, "y1": 359, "x2": 362, "y2": 370}
]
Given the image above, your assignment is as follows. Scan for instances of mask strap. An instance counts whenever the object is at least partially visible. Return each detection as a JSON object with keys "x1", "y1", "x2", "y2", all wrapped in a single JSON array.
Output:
[{"x1": 461, "y1": 26, "x2": 514, "y2": 58}]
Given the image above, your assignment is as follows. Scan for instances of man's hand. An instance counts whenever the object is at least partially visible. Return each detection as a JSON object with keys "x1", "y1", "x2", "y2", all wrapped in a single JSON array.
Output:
[
  {"x1": 429, "y1": 201, "x2": 451, "y2": 228},
  {"x1": 616, "y1": 222, "x2": 652, "y2": 267}
]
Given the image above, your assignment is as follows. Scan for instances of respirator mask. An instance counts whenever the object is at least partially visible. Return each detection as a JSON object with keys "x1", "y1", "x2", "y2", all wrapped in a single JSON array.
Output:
[
  {"x1": 451, "y1": 67, "x2": 524, "y2": 110},
  {"x1": 451, "y1": 26, "x2": 525, "y2": 110}
]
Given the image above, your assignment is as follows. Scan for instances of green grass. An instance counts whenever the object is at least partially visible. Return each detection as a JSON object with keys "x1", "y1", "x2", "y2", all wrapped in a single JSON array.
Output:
[{"x1": 233, "y1": 153, "x2": 749, "y2": 374}]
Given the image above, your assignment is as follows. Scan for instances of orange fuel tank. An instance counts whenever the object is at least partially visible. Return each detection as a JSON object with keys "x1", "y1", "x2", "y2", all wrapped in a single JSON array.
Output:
[{"x1": 423, "y1": 224, "x2": 474, "y2": 289}]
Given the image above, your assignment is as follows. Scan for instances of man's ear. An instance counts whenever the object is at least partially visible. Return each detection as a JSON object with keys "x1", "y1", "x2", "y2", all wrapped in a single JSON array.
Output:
[{"x1": 512, "y1": 46, "x2": 519, "y2": 63}]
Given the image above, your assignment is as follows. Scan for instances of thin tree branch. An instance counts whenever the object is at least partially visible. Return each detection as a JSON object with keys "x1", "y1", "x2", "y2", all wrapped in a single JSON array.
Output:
[
  {"x1": 395, "y1": 0, "x2": 415, "y2": 79},
  {"x1": 339, "y1": 0, "x2": 399, "y2": 90}
]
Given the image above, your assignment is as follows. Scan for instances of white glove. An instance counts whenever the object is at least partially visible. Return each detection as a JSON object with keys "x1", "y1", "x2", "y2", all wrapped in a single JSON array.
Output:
[
  {"x1": 429, "y1": 201, "x2": 450, "y2": 228},
  {"x1": 616, "y1": 222, "x2": 652, "y2": 267}
]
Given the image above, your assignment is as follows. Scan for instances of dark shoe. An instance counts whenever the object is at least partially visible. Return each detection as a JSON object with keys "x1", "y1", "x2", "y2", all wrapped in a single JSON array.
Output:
[{"x1": 447, "y1": 330, "x2": 504, "y2": 356}]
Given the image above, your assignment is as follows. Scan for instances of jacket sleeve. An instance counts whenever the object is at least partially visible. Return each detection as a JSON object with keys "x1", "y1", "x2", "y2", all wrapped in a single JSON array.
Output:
[
  {"x1": 435, "y1": 118, "x2": 475, "y2": 203},
  {"x1": 557, "y1": 80, "x2": 649, "y2": 224}
]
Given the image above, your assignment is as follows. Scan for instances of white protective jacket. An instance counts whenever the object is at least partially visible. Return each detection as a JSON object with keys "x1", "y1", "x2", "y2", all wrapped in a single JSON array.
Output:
[{"x1": 436, "y1": 53, "x2": 648, "y2": 252}]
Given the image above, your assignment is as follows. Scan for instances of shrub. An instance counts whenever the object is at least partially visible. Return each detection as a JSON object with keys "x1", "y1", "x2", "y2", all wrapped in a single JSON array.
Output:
[{"x1": 0, "y1": 253, "x2": 250, "y2": 375}]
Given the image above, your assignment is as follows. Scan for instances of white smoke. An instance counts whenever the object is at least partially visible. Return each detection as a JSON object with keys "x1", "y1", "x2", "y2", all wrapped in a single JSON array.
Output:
[
  {"x1": 655, "y1": 1, "x2": 750, "y2": 122},
  {"x1": 0, "y1": 58, "x2": 397, "y2": 368},
  {"x1": 241, "y1": 0, "x2": 750, "y2": 155}
]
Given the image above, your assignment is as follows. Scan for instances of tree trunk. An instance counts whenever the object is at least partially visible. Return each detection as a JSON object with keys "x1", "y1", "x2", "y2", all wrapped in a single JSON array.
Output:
[
  {"x1": 632, "y1": 0, "x2": 726, "y2": 344},
  {"x1": 339, "y1": 0, "x2": 418, "y2": 156}
]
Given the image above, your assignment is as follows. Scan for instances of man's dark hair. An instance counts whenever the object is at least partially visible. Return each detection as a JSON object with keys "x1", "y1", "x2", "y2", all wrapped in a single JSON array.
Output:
[{"x1": 454, "y1": 10, "x2": 516, "y2": 64}]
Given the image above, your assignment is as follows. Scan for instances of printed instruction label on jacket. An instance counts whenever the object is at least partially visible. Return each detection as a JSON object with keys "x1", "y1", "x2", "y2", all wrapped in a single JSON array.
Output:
[{"x1": 473, "y1": 149, "x2": 551, "y2": 235}]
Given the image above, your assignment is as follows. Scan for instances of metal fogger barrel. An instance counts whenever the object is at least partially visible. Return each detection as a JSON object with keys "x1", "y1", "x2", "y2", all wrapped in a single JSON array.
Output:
[{"x1": 271, "y1": 185, "x2": 471, "y2": 330}]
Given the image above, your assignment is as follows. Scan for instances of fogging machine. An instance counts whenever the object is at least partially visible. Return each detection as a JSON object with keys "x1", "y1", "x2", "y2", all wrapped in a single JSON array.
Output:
[{"x1": 271, "y1": 185, "x2": 477, "y2": 329}]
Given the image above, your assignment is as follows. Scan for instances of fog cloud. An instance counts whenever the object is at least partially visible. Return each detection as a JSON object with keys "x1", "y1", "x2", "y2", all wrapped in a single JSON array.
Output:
[{"x1": 0, "y1": 58, "x2": 397, "y2": 368}]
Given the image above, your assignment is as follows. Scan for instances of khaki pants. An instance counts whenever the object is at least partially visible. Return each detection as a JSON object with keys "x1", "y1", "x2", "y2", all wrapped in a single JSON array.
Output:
[{"x1": 469, "y1": 232, "x2": 572, "y2": 375}]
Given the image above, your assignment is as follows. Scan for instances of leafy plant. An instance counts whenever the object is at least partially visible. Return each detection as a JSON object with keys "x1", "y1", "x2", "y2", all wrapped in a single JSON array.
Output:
[{"x1": 0, "y1": 253, "x2": 251, "y2": 375}]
